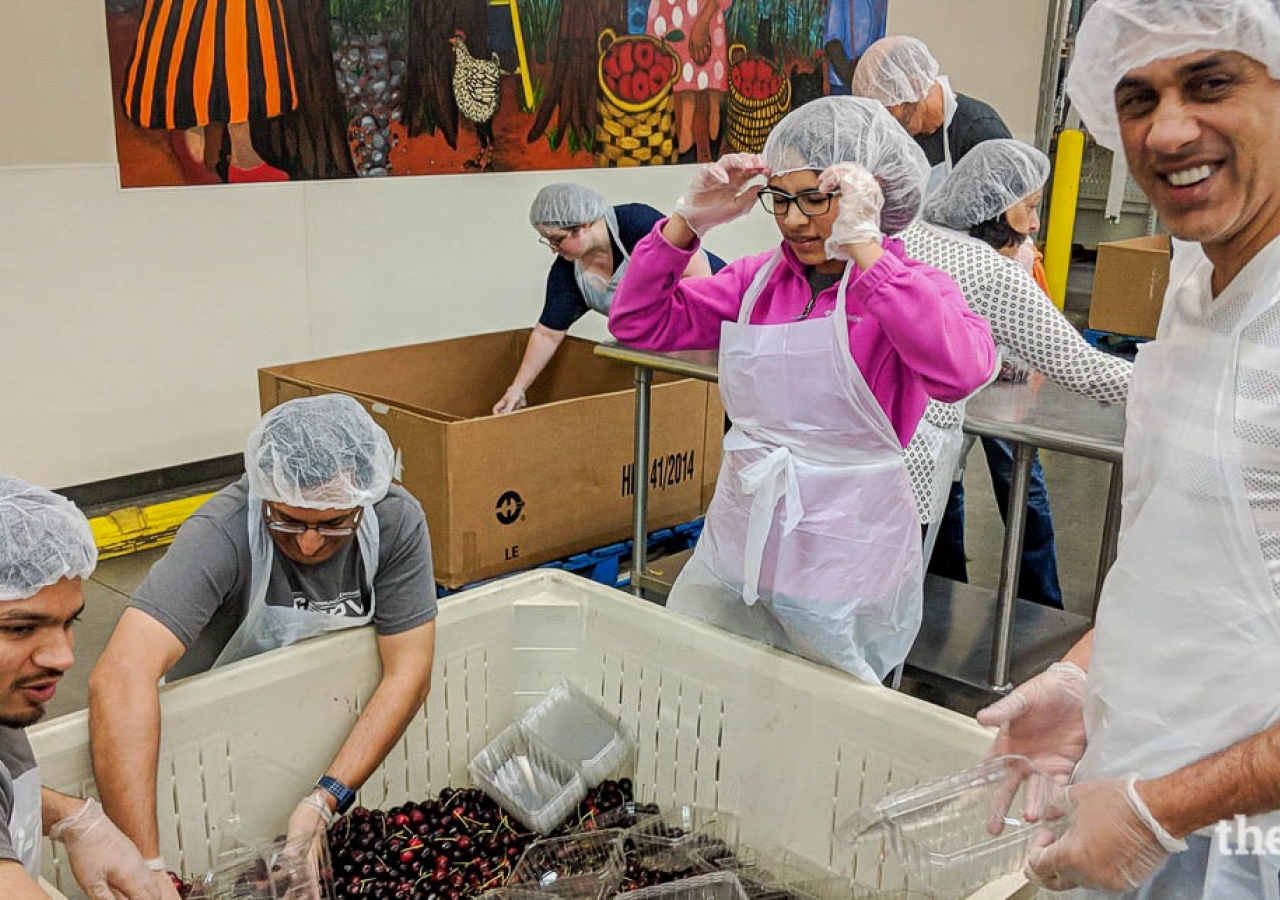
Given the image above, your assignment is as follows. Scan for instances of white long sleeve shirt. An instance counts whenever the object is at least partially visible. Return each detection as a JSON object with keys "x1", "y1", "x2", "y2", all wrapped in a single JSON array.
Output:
[{"x1": 901, "y1": 221, "x2": 1134, "y2": 522}]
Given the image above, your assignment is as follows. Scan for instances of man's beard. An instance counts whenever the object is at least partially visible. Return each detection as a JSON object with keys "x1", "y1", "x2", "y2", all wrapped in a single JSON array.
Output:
[{"x1": 0, "y1": 707, "x2": 45, "y2": 729}]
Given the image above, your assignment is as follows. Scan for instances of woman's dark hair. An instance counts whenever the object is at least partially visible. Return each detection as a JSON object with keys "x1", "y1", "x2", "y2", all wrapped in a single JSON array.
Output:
[{"x1": 968, "y1": 214, "x2": 1023, "y2": 253}]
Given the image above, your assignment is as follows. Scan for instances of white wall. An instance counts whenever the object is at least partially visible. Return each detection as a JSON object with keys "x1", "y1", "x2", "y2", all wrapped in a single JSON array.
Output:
[{"x1": 1, "y1": 0, "x2": 1051, "y2": 488}]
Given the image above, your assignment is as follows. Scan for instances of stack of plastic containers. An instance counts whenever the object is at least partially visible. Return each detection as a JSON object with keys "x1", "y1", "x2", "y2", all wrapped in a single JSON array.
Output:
[
  {"x1": 470, "y1": 681, "x2": 637, "y2": 833},
  {"x1": 835, "y1": 755, "x2": 1061, "y2": 897}
]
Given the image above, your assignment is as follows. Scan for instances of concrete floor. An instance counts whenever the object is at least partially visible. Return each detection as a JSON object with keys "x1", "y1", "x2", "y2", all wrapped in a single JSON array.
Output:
[{"x1": 51, "y1": 263, "x2": 1114, "y2": 720}]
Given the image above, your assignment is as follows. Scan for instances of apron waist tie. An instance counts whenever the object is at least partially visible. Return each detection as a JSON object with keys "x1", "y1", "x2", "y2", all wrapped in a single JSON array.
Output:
[{"x1": 738, "y1": 445, "x2": 804, "y2": 605}]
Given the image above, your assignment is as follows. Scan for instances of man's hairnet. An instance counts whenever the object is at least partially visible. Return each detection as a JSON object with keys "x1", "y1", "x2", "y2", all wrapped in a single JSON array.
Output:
[
  {"x1": 0, "y1": 476, "x2": 97, "y2": 602},
  {"x1": 850, "y1": 36, "x2": 940, "y2": 107},
  {"x1": 922, "y1": 139, "x2": 1051, "y2": 229},
  {"x1": 529, "y1": 183, "x2": 609, "y2": 229},
  {"x1": 1067, "y1": 0, "x2": 1280, "y2": 151},
  {"x1": 246, "y1": 394, "x2": 398, "y2": 510},
  {"x1": 763, "y1": 96, "x2": 930, "y2": 234}
]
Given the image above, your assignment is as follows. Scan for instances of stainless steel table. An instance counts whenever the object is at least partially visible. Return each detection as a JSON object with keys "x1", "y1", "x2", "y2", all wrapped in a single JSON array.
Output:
[
  {"x1": 962, "y1": 373, "x2": 1125, "y2": 690},
  {"x1": 595, "y1": 342, "x2": 1124, "y2": 695},
  {"x1": 594, "y1": 342, "x2": 718, "y2": 596}
]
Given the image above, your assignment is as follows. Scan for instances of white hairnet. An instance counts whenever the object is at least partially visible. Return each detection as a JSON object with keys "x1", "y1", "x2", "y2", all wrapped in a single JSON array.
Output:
[
  {"x1": 922, "y1": 139, "x2": 1050, "y2": 229},
  {"x1": 0, "y1": 476, "x2": 97, "y2": 602},
  {"x1": 850, "y1": 36, "x2": 940, "y2": 107},
  {"x1": 1067, "y1": 0, "x2": 1280, "y2": 151},
  {"x1": 529, "y1": 183, "x2": 609, "y2": 229},
  {"x1": 763, "y1": 96, "x2": 930, "y2": 234},
  {"x1": 246, "y1": 394, "x2": 397, "y2": 509}
]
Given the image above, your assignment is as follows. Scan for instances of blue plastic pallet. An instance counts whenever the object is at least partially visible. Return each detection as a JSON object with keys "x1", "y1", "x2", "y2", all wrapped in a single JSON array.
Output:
[
  {"x1": 1084, "y1": 328, "x2": 1150, "y2": 359},
  {"x1": 437, "y1": 518, "x2": 705, "y2": 596}
]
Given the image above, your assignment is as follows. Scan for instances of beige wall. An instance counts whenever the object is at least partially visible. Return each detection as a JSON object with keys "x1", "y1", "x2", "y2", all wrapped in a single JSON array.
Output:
[
  {"x1": 1, "y1": 0, "x2": 1051, "y2": 488},
  {"x1": 888, "y1": 0, "x2": 1051, "y2": 143}
]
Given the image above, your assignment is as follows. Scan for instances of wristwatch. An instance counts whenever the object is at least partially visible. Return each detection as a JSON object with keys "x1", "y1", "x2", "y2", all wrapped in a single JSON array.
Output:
[{"x1": 316, "y1": 775, "x2": 356, "y2": 814}]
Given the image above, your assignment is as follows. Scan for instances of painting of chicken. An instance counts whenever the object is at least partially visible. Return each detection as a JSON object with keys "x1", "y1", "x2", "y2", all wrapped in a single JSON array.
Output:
[{"x1": 450, "y1": 30, "x2": 506, "y2": 171}]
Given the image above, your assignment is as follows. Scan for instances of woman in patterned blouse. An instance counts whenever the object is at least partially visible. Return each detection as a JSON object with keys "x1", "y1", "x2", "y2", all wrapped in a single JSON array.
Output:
[{"x1": 902, "y1": 139, "x2": 1133, "y2": 608}]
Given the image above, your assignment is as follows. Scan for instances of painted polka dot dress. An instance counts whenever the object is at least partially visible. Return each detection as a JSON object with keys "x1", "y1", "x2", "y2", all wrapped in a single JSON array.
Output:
[{"x1": 646, "y1": 0, "x2": 731, "y2": 93}]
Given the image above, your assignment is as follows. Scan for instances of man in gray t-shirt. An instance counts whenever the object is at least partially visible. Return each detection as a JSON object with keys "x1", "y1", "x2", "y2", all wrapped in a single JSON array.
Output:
[
  {"x1": 90, "y1": 396, "x2": 439, "y2": 900},
  {"x1": 0, "y1": 475, "x2": 155, "y2": 900}
]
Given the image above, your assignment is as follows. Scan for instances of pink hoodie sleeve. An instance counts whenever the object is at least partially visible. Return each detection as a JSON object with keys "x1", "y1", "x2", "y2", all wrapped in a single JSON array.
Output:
[
  {"x1": 851, "y1": 250, "x2": 997, "y2": 403},
  {"x1": 608, "y1": 219, "x2": 762, "y2": 351}
]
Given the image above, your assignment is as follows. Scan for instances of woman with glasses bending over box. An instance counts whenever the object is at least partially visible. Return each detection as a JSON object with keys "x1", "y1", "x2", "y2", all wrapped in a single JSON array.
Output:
[
  {"x1": 608, "y1": 97, "x2": 997, "y2": 683},
  {"x1": 493, "y1": 184, "x2": 726, "y2": 415}
]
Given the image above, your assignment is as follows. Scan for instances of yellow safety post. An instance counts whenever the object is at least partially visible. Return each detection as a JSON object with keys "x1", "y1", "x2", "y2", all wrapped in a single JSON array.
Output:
[
  {"x1": 89, "y1": 492, "x2": 215, "y2": 560},
  {"x1": 1043, "y1": 128, "x2": 1085, "y2": 311}
]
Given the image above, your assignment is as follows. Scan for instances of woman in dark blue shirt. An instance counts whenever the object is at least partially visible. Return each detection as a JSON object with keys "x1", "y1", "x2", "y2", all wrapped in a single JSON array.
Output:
[{"x1": 493, "y1": 184, "x2": 726, "y2": 414}]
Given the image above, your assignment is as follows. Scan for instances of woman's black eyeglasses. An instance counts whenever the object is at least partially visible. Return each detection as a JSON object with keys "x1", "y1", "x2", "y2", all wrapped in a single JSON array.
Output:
[{"x1": 757, "y1": 189, "x2": 838, "y2": 218}]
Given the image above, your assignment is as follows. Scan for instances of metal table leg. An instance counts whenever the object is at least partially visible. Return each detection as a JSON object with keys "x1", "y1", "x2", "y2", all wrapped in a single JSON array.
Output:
[
  {"x1": 1093, "y1": 461, "x2": 1124, "y2": 618},
  {"x1": 990, "y1": 442, "x2": 1034, "y2": 691},
  {"x1": 630, "y1": 367, "x2": 653, "y2": 597}
]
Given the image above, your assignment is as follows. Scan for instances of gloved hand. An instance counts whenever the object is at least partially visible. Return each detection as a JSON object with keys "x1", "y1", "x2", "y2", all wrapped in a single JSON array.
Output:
[
  {"x1": 287, "y1": 790, "x2": 334, "y2": 848},
  {"x1": 49, "y1": 798, "x2": 160, "y2": 900},
  {"x1": 977, "y1": 662, "x2": 1089, "y2": 822},
  {"x1": 1027, "y1": 775, "x2": 1186, "y2": 891},
  {"x1": 673, "y1": 153, "x2": 769, "y2": 236},
  {"x1": 283, "y1": 792, "x2": 334, "y2": 900},
  {"x1": 1013, "y1": 236, "x2": 1039, "y2": 275},
  {"x1": 493, "y1": 385, "x2": 528, "y2": 415},
  {"x1": 817, "y1": 162, "x2": 885, "y2": 259},
  {"x1": 149, "y1": 866, "x2": 183, "y2": 900}
]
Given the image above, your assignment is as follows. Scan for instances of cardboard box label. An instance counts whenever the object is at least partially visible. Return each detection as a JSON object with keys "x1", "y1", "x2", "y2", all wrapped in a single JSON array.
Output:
[{"x1": 621, "y1": 448, "x2": 700, "y2": 498}]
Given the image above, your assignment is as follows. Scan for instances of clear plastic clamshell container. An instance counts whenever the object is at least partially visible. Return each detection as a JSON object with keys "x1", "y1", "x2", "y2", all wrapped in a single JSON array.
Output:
[
  {"x1": 835, "y1": 755, "x2": 1061, "y2": 896},
  {"x1": 469, "y1": 721, "x2": 588, "y2": 833},
  {"x1": 616, "y1": 871, "x2": 751, "y2": 900},
  {"x1": 623, "y1": 807, "x2": 740, "y2": 883},
  {"x1": 187, "y1": 832, "x2": 336, "y2": 900},
  {"x1": 523, "y1": 681, "x2": 638, "y2": 788},
  {"x1": 708, "y1": 846, "x2": 861, "y2": 900},
  {"x1": 508, "y1": 829, "x2": 627, "y2": 899}
]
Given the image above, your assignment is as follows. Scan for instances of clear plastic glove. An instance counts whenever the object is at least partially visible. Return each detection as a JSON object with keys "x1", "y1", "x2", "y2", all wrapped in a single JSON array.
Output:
[
  {"x1": 977, "y1": 661, "x2": 1089, "y2": 821},
  {"x1": 1027, "y1": 775, "x2": 1186, "y2": 892},
  {"x1": 493, "y1": 385, "x2": 528, "y2": 415},
  {"x1": 287, "y1": 791, "x2": 334, "y2": 847},
  {"x1": 673, "y1": 153, "x2": 769, "y2": 236},
  {"x1": 1013, "y1": 236, "x2": 1039, "y2": 275},
  {"x1": 49, "y1": 798, "x2": 160, "y2": 900},
  {"x1": 818, "y1": 162, "x2": 885, "y2": 259},
  {"x1": 150, "y1": 867, "x2": 183, "y2": 900}
]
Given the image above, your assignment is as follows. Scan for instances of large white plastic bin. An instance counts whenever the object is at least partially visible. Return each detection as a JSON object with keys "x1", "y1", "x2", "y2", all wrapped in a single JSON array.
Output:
[{"x1": 28, "y1": 571, "x2": 1032, "y2": 899}]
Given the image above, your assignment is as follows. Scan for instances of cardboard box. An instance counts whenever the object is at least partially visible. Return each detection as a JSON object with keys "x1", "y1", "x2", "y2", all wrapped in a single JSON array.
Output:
[
  {"x1": 1088, "y1": 234, "x2": 1171, "y2": 339},
  {"x1": 259, "y1": 330, "x2": 724, "y2": 588}
]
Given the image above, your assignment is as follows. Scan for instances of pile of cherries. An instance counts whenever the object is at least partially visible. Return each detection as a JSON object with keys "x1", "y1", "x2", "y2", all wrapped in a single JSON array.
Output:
[{"x1": 325, "y1": 778, "x2": 730, "y2": 900}]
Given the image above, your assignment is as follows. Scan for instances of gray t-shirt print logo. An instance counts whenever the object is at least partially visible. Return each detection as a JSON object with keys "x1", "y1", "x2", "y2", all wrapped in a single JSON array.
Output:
[{"x1": 292, "y1": 590, "x2": 365, "y2": 616}]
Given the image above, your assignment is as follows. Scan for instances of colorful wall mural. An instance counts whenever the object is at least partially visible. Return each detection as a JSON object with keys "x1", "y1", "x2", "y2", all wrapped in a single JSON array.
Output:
[{"x1": 104, "y1": 0, "x2": 888, "y2": 187}]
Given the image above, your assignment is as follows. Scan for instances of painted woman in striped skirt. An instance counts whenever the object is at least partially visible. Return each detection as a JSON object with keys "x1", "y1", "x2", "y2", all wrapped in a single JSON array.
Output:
[{"x1": 121, "y1": 0, "x2": 296, "y2": 183}]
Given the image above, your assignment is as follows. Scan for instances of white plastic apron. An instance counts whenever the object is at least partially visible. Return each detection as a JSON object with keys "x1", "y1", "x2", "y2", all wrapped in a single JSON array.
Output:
[
  {"x1": 1070, "y1": 237, "x2": 1280, "y2": 899},
  {"x1": 212, "y1": 496, "x2": 379, "y2": 668},
  {"x1": 924, "y1": 76, "x2": 958, "y2": 197},
  {"x1": 573, "y1": 207, "x2": 630, "y2": 315},
  {"x1": 8, "y1": 766, "x2": 41, "y2": 876},
  {"x1": 666, "y1": 250, "x2": 924, "y2": 683}
]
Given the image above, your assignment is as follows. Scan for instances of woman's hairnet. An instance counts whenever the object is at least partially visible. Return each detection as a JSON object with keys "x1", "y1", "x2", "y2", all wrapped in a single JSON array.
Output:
[
  {"x1": 246, "y1": 394, "x2": 398, "y2": 509},
  {"x1": 922, "y1": 139, "x2": 1050, "y2": 229},
  {"x1": 0, "y1": 476, "x2": 97, "y2": 602},
  {"x1": 850, "y1": 36, "x2": 940, "y2": 107},
  {"x1": 529, "y1": 183, "x2": 609, "y2": 229},
  {"x1": 1067, "y1": 0, "x2": 1280, "y2": 151},
  {"x1": 762, "y1": 96, "x2": 930, "y2": 234}
]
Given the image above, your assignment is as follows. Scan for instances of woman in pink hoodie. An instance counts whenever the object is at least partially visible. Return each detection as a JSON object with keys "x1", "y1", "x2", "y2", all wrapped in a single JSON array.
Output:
[{"x1": 609, "y1": 97, "x2": 996, "y2": 683}]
